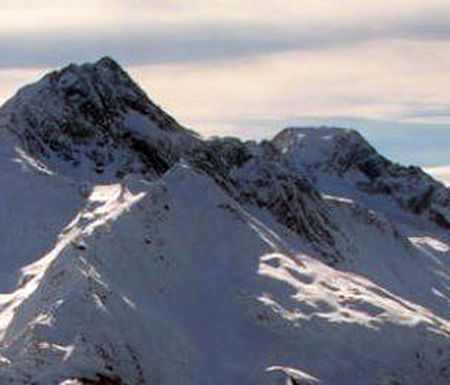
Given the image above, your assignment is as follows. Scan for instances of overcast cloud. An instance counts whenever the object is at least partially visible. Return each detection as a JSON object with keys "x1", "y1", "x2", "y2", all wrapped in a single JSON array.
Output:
[{"x1": 2, "y1": 8, "x2": 450, "y2": 68}]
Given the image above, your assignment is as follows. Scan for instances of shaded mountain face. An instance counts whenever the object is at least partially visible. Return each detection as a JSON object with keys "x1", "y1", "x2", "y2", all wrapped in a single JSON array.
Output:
[
  {"x1": 0, "y1": 57, "x2": 199, "y2": 179},
  {"x1": 0, "y1": 58, "x2": 449, "y2": 385},
  {"x1": 272, "y1": 127, "x2": 450, "y2": 230}
]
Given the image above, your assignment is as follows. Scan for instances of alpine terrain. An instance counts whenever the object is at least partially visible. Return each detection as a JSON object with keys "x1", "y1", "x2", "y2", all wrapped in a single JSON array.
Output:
[{"x1": 0, "y1": 57, "x2": 449, "y2": 385}]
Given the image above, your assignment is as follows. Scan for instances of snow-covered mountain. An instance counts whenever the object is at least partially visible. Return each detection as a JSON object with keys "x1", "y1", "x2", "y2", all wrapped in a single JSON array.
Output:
[
  {"x1": 0, "y1": 57, "x2": 199, "y2": 180},
  {"x1": 0, "y1": 58, "x2": 449, "y2": 385}
]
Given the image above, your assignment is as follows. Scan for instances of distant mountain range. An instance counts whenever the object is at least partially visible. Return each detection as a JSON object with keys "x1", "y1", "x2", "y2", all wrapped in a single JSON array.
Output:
[{"x1": 0, "y1": 57, "x2": 448, "y2": 385}]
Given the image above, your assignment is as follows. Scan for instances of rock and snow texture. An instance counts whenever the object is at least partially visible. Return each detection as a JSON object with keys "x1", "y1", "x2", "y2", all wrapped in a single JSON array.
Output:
[
  {"x1": 0, "y1": 58, "x2": 449, "y2": 385},
  {"x1": 272, "y1": 127, "x2": 450, "y2": 230},
  {"x1": 0, "y1": 57, "x2": 199, "y2": 181}
]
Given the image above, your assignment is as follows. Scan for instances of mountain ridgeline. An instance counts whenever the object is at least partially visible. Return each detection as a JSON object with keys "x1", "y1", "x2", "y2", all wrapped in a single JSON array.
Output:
[{"x1": 0, "y1": 57, "x2": 449, "y2": 385}]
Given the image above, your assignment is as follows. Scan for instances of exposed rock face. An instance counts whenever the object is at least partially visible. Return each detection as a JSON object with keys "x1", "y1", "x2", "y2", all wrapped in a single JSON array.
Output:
[
  {"x1": 190, "y1": 138, "x2": 345, "y2": 263},
  {"x1": 0, "y1": 57, "x2": 199, "y2": 179},
  {"x1": 229, "y1": 158, "x2": 344, "y2": 263}
]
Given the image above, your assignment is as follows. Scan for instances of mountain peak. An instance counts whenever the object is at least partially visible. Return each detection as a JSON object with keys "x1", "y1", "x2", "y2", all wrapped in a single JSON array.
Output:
[
  {"x1": 0, "y1": 57, "x2": 195, "y2": 180},
  {"x1": 272, "y1": 126, "x2": 373, "y2": 172},
  {"x1": 93, "y1": 55, "x2": 123, "y2": 70},
  {"x1": 50, "y1": 57, "x2": 147, "y2": 110},
  {"x1": 62, "y1": 56, "x2": 127, "y2": 76},
  {"x1": 272, "y1": 126, "x2": 366, "y2": 152},
  {"x1": 272, "y1": 126, "x2": 449, "y2": 229}
]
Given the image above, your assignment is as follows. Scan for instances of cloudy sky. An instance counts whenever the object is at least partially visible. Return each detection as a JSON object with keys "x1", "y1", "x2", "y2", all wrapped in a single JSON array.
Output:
[{"x1": 1, "y1": 0, "x2": 449, "y2": 167}]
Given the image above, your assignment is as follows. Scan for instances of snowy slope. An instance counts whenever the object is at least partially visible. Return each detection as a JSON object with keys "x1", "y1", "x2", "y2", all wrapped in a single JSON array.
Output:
[
  {"x1": 0, "y1": 58, "x2": 449, "y2": 385},
  {"x1": 0, "y1": 129, "x2": 84, "y2": 293},
  {"x1": 1, "y1": 165, "x2": 449, "y2": 385},
  {"x1": 271, "y1": 127, "x2": 450, "y2": 318}
]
